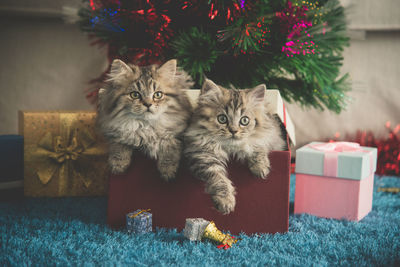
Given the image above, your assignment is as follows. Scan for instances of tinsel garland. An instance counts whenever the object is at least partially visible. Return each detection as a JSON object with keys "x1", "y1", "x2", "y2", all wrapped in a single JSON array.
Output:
[{"x1": 330, "y1": 123, "x2": 400, "y2": 176}]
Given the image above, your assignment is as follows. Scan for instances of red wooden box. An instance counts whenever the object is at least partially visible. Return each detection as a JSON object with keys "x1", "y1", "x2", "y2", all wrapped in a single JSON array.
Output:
[{"x1": 107, "y1": 149, "x2": 291, "y2": 235}]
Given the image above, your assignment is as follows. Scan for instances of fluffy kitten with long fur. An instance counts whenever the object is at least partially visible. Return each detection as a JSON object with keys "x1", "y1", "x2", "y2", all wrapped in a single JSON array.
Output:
[
  {"x1": 184, "y1": 79, "x2": 286, "y2": 214},
  {"x1": 97, "y1": 59, "x2": 193, "y2": 180}
]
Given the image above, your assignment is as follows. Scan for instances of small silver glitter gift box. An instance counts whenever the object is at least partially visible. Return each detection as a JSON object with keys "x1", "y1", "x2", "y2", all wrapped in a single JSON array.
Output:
[{"x1": 183, "y1": 218, "x2": 210, "y2": 241}]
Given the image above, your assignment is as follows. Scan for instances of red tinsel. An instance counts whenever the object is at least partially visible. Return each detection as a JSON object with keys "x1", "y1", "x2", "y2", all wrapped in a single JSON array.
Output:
[
  {"x1": 330, "y1": 123, "x2": 400, "y2": 176},
  {"x1": 84, "y1": 0, "x2": 173, "y2": 103},
  {"x1": 208, "y1": 0, "x2": 247, "y2": 23},
  {"x1": 90, "y1": 0, "x2": 173, "y2": 64}
]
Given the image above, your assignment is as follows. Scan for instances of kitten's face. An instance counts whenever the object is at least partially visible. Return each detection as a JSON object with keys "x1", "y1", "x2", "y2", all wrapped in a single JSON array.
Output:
[
  {"x1": 125, "y1": 72, "x2": 168, "y2": 118},
  {"x1": 101, "y1": 59, "x2": 178, "y2": 120},
  {"x1": 195, "y1": 80, "x2": 266, "y2": 143}
]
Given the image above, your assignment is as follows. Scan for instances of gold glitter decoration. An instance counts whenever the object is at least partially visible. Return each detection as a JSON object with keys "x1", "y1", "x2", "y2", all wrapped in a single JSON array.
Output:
[
  {"x1": 202, "y1": 221, "x2": 238, "y2": 247},
  {"x1": 378, "y1": 187, "x2": 400, "y2": 193}
]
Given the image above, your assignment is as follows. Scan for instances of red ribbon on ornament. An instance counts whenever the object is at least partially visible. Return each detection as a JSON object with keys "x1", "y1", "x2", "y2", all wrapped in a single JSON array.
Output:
[{"x1": 216, "y1": 235, "x2": 238, "y2": 250}]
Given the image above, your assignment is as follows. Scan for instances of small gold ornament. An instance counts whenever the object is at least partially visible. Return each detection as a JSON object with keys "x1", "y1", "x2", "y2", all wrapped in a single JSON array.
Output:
[
  {"x1": 378, "y1": 187, "x2": 400, "y2": 193},
  {"x1": 202, "y1": 221, "x2": 238, "y2": 248}
]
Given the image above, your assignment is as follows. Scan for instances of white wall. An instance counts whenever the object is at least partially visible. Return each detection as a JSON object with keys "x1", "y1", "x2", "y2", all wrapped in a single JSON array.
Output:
[
  {"x1": 0, "y1": 16, "x2": 108, "y2": 134},
  {"x1": 286, "y1": 30, "x2": 400, "y2": 146},
  {"x1": 0, "y1": 0, "x2": 399, "y2": 148}
]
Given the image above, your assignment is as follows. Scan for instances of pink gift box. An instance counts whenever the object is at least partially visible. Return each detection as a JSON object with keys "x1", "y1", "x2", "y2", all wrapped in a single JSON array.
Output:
[
  {"x1": 294, "y1": 173, "x2": 374, "y2": 221},
  {"x1": 294, "y1": 142, "x2": 377, "y2": 221}
]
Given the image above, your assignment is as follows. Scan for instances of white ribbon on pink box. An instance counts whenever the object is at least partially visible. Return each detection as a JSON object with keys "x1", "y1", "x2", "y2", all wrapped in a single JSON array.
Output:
[{"x1": 308, "y1": 142, "x2": 374, "y2": 178}]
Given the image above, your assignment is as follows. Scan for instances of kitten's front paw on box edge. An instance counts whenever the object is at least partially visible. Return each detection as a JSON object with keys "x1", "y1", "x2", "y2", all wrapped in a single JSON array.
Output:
[
  {"x1": 212, "y1": 194, "x2": 236, "y2": 215},
  {"x1": 158, "y1": 166, "x2": 179, "y2": 181},
  {"x1": 109, "y1": 161, "x2": 131, "y2": 174},
  {"x1": 159, "y1": 172, "x2": 178, "y2": 182},
  {"x1": 157, "y1": 158, "x2": 180, "y2": 181},
  {"x1": 248, "y1": 164, "x2": 270, "y2": 179}
]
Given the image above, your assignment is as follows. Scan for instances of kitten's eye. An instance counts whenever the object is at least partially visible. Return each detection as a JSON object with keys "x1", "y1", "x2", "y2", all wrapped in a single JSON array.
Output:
[
  {"x1": 240, "y1": 116, "x2": 250, "y2": 126},
  {"x1": 130, "y1": 91, "x2": 141, "y2": 99},
  {"x1": 217, "y1": 114, "x2": 228, "y2": 124},
  {"x1": 153, "y1": 91, "x2": 163, "y2": 99}
]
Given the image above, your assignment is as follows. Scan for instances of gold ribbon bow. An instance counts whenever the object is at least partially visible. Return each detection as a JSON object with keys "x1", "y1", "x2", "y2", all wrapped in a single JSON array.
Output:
[
  {"x1": 129, "y1": 209, "x2": 151, "y2": 218},
  {"x1": 29, "y1": 113, "x2": 106, "y2": 196}
]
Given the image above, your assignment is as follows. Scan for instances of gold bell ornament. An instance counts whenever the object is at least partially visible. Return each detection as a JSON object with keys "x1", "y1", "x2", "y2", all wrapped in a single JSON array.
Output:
[{"x1": 202, "y1": 221, "x2": 238, "y2": 249}]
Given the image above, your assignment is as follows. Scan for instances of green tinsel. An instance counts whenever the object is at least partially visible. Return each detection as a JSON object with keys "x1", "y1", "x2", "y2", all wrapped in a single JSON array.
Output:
[{"x1": 172, "y1": 28, "x2": 219, "y2": 86}]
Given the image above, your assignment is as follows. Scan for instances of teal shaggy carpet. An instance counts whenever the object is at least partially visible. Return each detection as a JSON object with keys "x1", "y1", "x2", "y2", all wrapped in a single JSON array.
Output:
[{"x1": 1, "y1": 175, "x2": 400, "y2": 266}]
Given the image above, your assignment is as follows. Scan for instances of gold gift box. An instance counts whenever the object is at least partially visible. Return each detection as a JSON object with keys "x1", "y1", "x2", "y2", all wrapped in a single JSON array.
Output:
[{"x1": 19, "y1": 111, "x2": 109, "y2": 197}]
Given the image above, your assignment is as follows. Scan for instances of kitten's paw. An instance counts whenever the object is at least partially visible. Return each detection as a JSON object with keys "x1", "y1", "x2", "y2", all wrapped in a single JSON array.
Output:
[
  {"x1": 108, "y1": 143, "x2": 132, "y2": 174},
  {"x1": 212, "y1": 193, "x2": 236, "y2": 215},
  {"x1": 157, "y1": 160, "x2": 179, "y2": 181},
  {"x1": 109, "y1": 159, "x2": 131, "y2": 174},
  {"x1": 249, "y1": 162, "x2": 270, "y2": 179}
]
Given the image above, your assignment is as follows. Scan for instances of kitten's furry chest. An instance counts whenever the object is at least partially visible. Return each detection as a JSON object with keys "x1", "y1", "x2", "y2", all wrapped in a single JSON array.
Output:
[
  {"x1": 106, "y1": 114, "x2": 184, "y2": 159},
  {"x1": 221, "y1": 141, "x2": 254, "y2": 161}
]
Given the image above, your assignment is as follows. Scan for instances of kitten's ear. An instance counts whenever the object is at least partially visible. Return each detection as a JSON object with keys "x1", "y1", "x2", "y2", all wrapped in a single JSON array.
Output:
[
  {"x1": 248, "y1": 84, "x2": 266, "y2": 105},
  {"x1": 107, "y1": 59, "x2": 138, "y2": 86},
  {"x1": 199, "y1": 79, "x2": 223, "y2": 104},
  {"x1": 201, "y1": 79, "x2": 220, "y2": 95},
  {"x1": 158, "y1": 59, "x2": 177, "y2": 79}
]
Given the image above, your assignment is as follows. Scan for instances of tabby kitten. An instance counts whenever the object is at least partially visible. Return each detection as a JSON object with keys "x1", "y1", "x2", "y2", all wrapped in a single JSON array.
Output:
[
  {"x1": 97, "y1": 59, "x2": 193, "y2": 180},
  {"x1": 184, "y1": 79, "x2": 286, "y2": 214}
]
